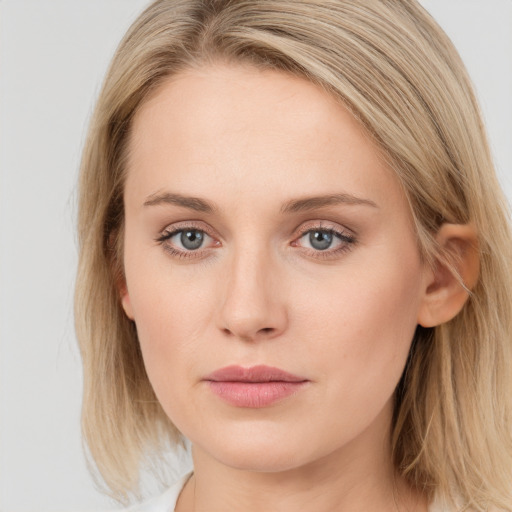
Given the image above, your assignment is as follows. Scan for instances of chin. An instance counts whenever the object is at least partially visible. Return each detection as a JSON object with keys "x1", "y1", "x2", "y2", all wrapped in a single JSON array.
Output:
[
  {"x1": 215, "y1": 445, "x2": 305, "y2": 473},
  {"x1": 194, "y1": 423, "x2": 319, "y2": 473}
]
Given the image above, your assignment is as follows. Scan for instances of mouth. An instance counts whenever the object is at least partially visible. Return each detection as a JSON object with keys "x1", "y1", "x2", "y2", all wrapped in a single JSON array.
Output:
[{"x1": 203, "y1": 365, "x2": 309, "y2": 408}]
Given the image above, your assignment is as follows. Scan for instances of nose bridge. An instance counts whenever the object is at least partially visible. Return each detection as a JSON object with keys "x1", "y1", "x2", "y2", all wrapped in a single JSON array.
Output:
[{"x1": 218, "y1": 240, "x2": 286, "y2": 341}]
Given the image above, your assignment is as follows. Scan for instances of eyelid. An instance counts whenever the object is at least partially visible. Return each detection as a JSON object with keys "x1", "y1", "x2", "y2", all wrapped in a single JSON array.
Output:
[
  {"x1": 294, "y1": 220, "x2": 356, "y2": 239},
  {"x1": 157, "y1": 220, "x2": 218, "y2": 240}
]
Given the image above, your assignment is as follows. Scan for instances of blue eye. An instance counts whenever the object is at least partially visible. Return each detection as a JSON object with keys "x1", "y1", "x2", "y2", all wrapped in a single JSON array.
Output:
[
  {"x1": 156, "y1": 223, "x2": 355, "y2": 261},
  {"x1": 157, "y1": 227, "x2": 213, "y2": 255},
  {"x1": 308, "y1": 230, "x2": 335, "y2": 251},
  {"x1": 299, "y1": 229, "x2": 344, "y2": 251},
  {"x1": 294, "y1": 226, "x2": 356, "y2": 258},
  {"x1": 178, "y1": 229, "x2": 205, "y2": 250}
]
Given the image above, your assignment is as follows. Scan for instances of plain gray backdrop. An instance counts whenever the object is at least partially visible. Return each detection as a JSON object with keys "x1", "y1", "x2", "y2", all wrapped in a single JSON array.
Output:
[{"x1": 1, "y1": 1, "x2": 511, "y2": 511}]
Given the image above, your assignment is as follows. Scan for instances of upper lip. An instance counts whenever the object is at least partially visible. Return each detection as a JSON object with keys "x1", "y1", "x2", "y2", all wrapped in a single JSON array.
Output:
[{"x1": 204, "y1": 365, "x2": 307, "y2": 383}]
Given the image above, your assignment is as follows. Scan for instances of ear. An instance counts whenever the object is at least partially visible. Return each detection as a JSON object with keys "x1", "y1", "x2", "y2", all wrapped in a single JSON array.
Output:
[
  {"x1": 417, "y1": 224, "x2": 479, "y2": 328},
  {"x1": 119, "y1": 281, "x2": 135, "y2": 321},
  {"x1": 108, "y1": 230, "x2": 135, "y2": 321}
]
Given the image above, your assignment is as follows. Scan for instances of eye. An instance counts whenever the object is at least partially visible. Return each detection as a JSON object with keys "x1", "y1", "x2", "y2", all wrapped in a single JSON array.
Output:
[
  {"x1": 156, "y1": 225, "x2": 219, "y2": 259},
  {"x1": 292, "y1": 225, "x2": 356, "y2": 258},
  {"x1": 304, "y1": 230, "x2": 338, "y2": 251},
  {"x1": 174, "y1": 229, "x2": 206, "y2": 251}
]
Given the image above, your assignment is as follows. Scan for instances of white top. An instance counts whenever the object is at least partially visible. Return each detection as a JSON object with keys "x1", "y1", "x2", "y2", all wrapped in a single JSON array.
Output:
[
  {"x1": 123, "y1": 473, "x2": 192, "y2": 512},
  {"x1": 122, "y1": 472, "x2": 452, "y2": 512}
]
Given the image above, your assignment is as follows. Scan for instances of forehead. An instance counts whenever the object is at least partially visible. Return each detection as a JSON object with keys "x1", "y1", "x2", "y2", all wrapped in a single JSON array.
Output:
[{"x1": 125, "y1": 63, "x2": 404, "y2": 213}]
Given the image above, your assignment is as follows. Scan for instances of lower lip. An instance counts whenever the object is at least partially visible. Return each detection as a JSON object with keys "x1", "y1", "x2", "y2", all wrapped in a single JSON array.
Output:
[{"x1": 206, "y1": 381, "x2": 307, "y2": 408}]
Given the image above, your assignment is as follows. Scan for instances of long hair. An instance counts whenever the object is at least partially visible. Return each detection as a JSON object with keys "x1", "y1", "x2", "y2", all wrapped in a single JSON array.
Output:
[{"x1": 75, "y1": 0, "x2": 512, "y2": 507}]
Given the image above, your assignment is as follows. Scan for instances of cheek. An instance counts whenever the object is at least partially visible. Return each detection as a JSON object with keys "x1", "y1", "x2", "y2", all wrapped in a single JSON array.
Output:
[
  {"x1": 122, "y1": 237, "x2": 218, "y2": 390},
  {"x1": 292, "y1": 250, "x2": 423, "y2": 405},
  {"x1": 129, "y1": 273, "x2": 214, "y2": 366}
]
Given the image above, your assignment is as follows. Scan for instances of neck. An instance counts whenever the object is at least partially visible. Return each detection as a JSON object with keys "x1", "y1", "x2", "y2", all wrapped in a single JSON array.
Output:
[{"x1": 176, "y1": 406, "x2": 428, "y2": 512}]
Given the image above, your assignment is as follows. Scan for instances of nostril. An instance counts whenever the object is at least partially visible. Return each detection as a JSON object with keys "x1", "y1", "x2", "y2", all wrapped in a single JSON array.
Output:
[{"x1": 221, "y1": 326, "x2": 276, "y2": 340}]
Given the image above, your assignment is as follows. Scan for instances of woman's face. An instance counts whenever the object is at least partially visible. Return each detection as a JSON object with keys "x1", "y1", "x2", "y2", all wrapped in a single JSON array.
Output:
[{"x1": 121, "y1": 64, "x2": 430, "y2": 472}]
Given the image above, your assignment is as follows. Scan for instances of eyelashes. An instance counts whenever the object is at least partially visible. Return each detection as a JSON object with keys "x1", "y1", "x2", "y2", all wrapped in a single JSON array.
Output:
[
  {"x1": 156, "y1": 226, "x2": 218, "y2": 259},
  {"x1": 155, "y1": 222, "x2": 357, "y2": 261},
  {"x1": 292, "y1": 226, "x2": 356, "y2": 259}
]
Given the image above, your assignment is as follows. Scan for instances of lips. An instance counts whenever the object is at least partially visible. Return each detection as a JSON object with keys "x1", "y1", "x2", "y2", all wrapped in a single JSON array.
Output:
[
  {"x1": 204, "y1": 365, "x2": 309, "y2": 408},
  {"x1": 206, "y1": 365, "x2": 307, "y2": 383}
]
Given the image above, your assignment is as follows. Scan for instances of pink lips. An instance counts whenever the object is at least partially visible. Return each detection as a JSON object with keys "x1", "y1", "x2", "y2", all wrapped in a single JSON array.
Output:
[{"x1": 204, "y1": 365, "x2": 308, "y2": 408}]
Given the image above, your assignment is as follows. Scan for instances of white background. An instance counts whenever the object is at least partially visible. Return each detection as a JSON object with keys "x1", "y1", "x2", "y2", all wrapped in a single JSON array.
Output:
[{"x1": 0, "y1": 1, "x2": 511, "y2": 511}]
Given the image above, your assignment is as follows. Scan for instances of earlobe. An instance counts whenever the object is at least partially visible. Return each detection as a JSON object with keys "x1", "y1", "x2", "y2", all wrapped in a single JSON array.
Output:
[
  {"x1": 417, "y1": 223, "x2": 479, "y2": 328},
  {"x1": 120, "y1": 284, "x2": 135, "y2": 320}
]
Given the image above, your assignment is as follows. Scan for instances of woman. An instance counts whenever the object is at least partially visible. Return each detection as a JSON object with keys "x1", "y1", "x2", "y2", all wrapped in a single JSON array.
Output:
[{"x1": 75, "y1": 1, "x2": 512, "y2": 510}]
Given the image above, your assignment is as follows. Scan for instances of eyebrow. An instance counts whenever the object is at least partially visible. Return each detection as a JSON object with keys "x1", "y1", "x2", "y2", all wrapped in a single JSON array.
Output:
[
  {"x1": 280, "y1": 193, "x2": 378, "y2": 213},
  {"x1": 143, "y1": 191, "x2": 378, "y2": 213},
  {"x1": 144, "y1": 192, "x2": 216, "y2": 213}
]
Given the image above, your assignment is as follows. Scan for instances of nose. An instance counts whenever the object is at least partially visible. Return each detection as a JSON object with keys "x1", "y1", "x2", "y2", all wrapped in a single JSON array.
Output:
[{"x1": 218, "y1": 247, "x2": 288, "y2": 342}]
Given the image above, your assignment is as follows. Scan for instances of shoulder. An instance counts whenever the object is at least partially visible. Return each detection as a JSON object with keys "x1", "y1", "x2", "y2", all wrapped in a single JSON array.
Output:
[{"x1": 120, "y1": 472, "x2": 192, "y2": 512}]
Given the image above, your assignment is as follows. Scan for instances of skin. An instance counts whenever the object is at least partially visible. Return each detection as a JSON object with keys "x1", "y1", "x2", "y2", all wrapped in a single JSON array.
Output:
[{"x1": 120, "y1": 63, "x2": 476, "y2": 511}]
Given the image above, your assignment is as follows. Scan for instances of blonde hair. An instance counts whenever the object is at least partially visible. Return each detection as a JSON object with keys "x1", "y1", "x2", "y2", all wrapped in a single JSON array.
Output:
[{"x1": 76, "y1": 0, "x2": 512, "y2": 508}]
